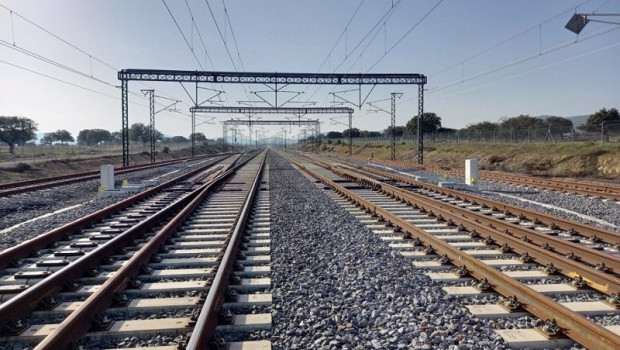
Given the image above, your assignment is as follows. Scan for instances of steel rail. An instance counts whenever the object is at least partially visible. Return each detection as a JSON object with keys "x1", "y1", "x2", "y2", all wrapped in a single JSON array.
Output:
[
  {"x1": 347, "y1": 154, "x2": 620, "y2": 201},
  {"x1": 0, "y1": 156, "x2": 234, "y2": 327},
  {"x1": 480, "y1": 170, "x2": 620, "y2": 197},
  {"x1": 0, "y1": 154, "x2": 223, "y2": 197},
  {"x1": 0, "y1": 157, "x2": 188, "y2": 190},
  {"x1": 32, "y1": 153, "x2": 260, "y2": 350},
  {"x1": 0, "y1": 155, "x2": 229, "y2": 269},
  {"x1": 336, "y1": 158, "x2": 620, "y2": 245},
  {"x1": 330, "y1": 164, "x2": 620, "y2": 294},
  {"x1": 342, "y1": 154, "x2": 620, "y2": 200},
  {"x1": 186, "y1": 153, "x2": 266, "y2": 350},
  {"x1": 285, "y1": 153, "x2": 620, "y2": 350},
  {"x1": 335, "y1": 163, "x2": 620, "y2": 269},
  {"x1": 480, "y1": 172, "x2": 620, "y2": 201}
]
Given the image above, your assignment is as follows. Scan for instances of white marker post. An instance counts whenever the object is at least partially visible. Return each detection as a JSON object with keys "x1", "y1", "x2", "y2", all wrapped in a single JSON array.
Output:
[
  {"x1": 100, "y1": 165, "x2": 115, "y2": 191},
  {"x1": 465, "y1": 159, "x2": 478, "y2": 187}
]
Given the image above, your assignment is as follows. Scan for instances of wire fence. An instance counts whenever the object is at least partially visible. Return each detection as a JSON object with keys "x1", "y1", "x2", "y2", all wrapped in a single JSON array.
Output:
[{"x1": 323, "y1": 121, "x2": 620, "y2": 146}]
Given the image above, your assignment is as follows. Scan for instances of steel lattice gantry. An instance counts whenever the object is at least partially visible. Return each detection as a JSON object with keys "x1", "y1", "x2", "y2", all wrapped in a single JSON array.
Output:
[
  {"x1": 118, "y1": 69, "x2": 427, "y2": 166},
  {"x1": 191, "y1": 106, "x2": 352, "y2": 154}
]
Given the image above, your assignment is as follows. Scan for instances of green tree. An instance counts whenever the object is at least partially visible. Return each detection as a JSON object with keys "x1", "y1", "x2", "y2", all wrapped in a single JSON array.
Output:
[
  {"x1": 111, "y1": 131, "x2": 122, "y2": 144},
  {"x1": 0, "y1": 116, "x2": 38, "y2": 153},
  {"x1": 171, "y1": 135, "x2": 189, "y2": 143},
  {"x1": 342, "y1": 128, "x2": 360, "y2": 138},
  {"x1": 499, "y1": 115, "x2": 546, "y2": 140},
  {"x1": 129, "y1": 123, "x2": 150, "y2": 145},
  {"x1": 52, "y1": 129, "x2": 74, "y2": 144},
  {"x1": 77, "y1": 129, "x2": 112, "y2": 146},
  {"x1": 578, "y1": 108, "x2": 620, "y2": 132},
  {"x1": 326, "y1": 131, "x2": 343, "y2": 139},
  {"x1": 388, "y1": 126, "x2": 406, "y2": 137},
  {"x1": 465, "y1": 121, "x2": 498, "y2": 133},
  {"x1": 405, "y1": 112, "x2": 442, "y2": 135},
  {"x1": 544, "y1": 116, "x2": 573, "y2": 140},
  {"x1": 190, "y1": 132, "x2": 207, "y2": 142},
  {"x1": 40, "y1": 133, "x2": 56, "y2": 145},
  {"x1": 361, "y1": 130, "x2": 382, "y2": 138}
]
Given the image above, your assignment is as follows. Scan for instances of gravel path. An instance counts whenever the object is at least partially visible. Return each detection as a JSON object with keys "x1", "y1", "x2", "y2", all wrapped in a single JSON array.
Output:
[
  {"x1": 269, "y1": 152, "x2": 507, "y2": 350},
  {"x1": 0, "y1": 158, "x2": 220, "y2": 251}
]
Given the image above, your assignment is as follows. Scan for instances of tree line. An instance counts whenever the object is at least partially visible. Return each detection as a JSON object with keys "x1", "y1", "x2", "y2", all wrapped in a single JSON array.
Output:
[
  {"x1": 0, "y1": 116, "x2": 211, "y2": 154},
  {"x1": 321, "y1": 108, "x2": 619, "y2": 140},
  {"x1": 1, "y1": 108, "x2": 618, "y2": 153}
]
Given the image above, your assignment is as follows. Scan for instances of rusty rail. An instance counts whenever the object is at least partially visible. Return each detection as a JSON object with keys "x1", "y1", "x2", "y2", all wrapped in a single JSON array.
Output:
[
  {"x1": 0, "y1": 155, "x2": 229, "y2": 269},
  {"x1": 32, "y1": 153, "x2": 257, "y2": 350},
  {"x1": 186, "y1": 153, "x2": 266, "y2": 350},
  {"x1": 336, "y1": 158, "x2": 620, "y2": 245},
  {"x1": 330, "y1": 165, "x2": 620, "y2": 293},
  {"x1": 286, "y1": 153, "x2": 620, "y2": 350},
  {"x1": 343, "y1": 154, "x2": 620, "y2": 201},
  {"x1": 0, "y1": 154, "x2": 227, "y2": 197}
]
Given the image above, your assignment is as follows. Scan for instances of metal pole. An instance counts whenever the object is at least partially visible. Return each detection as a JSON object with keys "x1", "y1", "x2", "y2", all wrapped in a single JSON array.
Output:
[
  {"x1": 144, "y1": 90, "x2": 155, "y2": 163},
  {"x1": 390, "y1": 93, "x2": 402, "y2": 160},
  {"x1": 121, "y1": 79, "x2": 129, "y2": 167},
  {"x1": 348, "y1": 112, "x2": 353, "y2": 155},
  {"x1": 222, "y1": 124, "x2": 227, "y2": 152},
  {"x1": 417, "y1": 84, "x2": 424, "y2": 164},
  {"x1": 191, "y1": 111, "x2": 196, "y2": 157},
  {"x1": 601, "y1": 121, "x2": 607, "y2": 144}
]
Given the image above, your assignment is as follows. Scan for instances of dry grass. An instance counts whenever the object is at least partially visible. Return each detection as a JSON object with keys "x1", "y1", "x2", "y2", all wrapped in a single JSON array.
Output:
[{"x1": 310, "y1": 141, "x2": 620, "y2": 180}]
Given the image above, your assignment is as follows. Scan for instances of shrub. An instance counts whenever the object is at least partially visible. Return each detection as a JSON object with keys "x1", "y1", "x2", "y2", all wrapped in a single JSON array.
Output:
[
  {"x1": 162, "y1": 146, "x2": 170, "y2": 154},
  {"x1": 14, "y1": 162, "x2": 32, "y2": 172}
]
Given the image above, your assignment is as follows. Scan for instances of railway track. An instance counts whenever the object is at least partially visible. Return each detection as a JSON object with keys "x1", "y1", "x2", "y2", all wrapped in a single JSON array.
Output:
[
  {"x1": 339, "y1": 155, "x2": 620, "y2": 201},
  {"x1": 285, "y1": 151, "x2": 620, "y2": 349},
  {"x1": 0, "y1": 155, "x2": 223, "y2": 198},
  {"x1": 0, "y1": 151, "x2": 272, "y2": 349}
]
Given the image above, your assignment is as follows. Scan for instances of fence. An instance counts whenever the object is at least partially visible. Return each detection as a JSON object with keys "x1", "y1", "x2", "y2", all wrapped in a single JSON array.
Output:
[{"x1": 324, "y1": 121, "x2": 620, "y2": 146}]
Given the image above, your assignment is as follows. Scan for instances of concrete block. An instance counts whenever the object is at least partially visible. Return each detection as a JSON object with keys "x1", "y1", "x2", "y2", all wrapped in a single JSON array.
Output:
[
  {"x1": 465, "y1": 158, "x2": 478, "y2": 186},
  {"x1": 100, "y1": 165, "x2": 114, "y2": 190}
]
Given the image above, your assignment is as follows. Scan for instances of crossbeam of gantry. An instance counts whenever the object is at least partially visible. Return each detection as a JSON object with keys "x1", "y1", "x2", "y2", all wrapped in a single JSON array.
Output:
[
  {"x1": 191, "y1": 106, "x2": 351, "y2": 153},
  {"x1": 119, "y1": 69, "x2": 426, "y2": 85},
  {"x1": 190, "y1": 106, "x2": 353, "y2": 115},
  {"x1": 223, "y1": 119, "x2": 319, "y2": 126},
  {"x1": 119, "y1": 69, "x2": 426, "y2": 166}
]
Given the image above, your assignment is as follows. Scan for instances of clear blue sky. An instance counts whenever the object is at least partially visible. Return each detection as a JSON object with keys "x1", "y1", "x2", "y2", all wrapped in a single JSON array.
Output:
[{"x1": 1, "y1": 0, "x2": 619, "y2": 141}]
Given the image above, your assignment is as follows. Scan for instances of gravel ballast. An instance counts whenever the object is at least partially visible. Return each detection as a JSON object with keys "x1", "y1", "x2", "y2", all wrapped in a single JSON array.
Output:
[
  {"x1": 268, "y1": 152, "x2": 508, "y2": 350},
  {"x1": 0, "y1": 157, "x2": 221, "y2": 250},
  {"x1": 336, "y1": 156, "x2": 620, "y2": 232}
]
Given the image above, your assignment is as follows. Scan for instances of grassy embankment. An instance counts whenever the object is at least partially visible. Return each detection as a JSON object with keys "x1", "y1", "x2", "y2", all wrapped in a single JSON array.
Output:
[{"x1": 312, "y1": 141, "x2": 620, "y2": 180}]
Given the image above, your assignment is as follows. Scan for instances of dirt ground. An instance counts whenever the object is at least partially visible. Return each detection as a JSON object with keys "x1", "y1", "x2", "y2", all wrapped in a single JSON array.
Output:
[{"x1": 0, "y1": 146, "x2": 220, "y2": 184}]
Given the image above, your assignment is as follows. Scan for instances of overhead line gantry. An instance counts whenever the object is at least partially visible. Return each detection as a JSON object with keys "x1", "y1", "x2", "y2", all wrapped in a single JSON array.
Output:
[{"x1": 118, "y1": 69, "x2": 426, "y2": 166}]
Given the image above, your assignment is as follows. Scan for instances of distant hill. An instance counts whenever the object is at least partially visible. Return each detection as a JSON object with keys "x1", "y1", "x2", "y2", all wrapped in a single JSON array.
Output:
[
  {"x1": 537, "y1": 115, "x2": 589, "y2": 127},
  {"x1": 566, "y1": 115, "x2": 589, "y2": 127}
]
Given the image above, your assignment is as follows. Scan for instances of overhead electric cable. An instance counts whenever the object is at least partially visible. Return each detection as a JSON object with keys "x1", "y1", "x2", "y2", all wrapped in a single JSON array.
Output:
[
  {"x1": 204, "y1": 0, "x2": 252, "y2": 102},
  {"x1": 0, "y1": 3, "x2": 183, "y2": 107},
  {"x1": 162, "y1": 0, "x2": 205, "y2": 70},
  {"x1": 365, "y1": 0, "x2": 444, "y2": 72},
  {"x1": 439, "y1": 41, "x2": 620, "y2": 97},
  {"x1": 221, "y1": 0, "x2": 246, "y2": 71},
  {"x1": 307, "y1": 0, "x2": 403, "y2": 102},
  {"x1": 429, "y1": 24, "x2": 620, "y2": 93},
  {"x1": 183, "y1": 0, "x2": 217, "y2": 71},
  {"x1": 315, "y1": 0, "x2": 365, "y2": 73},
  {"x1": 1, "y1": 59, "x2": 120, "y2": 101},
  {"x1": 429, "y1": 0, "x2": 594, "y2": 78}
]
